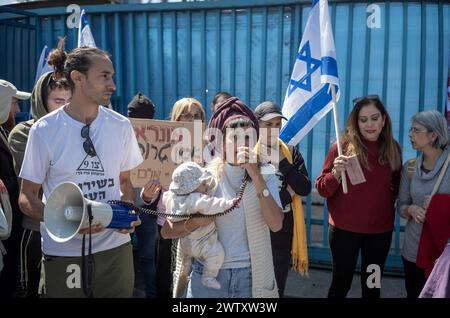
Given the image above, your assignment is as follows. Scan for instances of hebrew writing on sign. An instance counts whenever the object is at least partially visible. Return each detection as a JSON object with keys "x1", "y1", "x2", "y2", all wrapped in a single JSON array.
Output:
[{"x1": 130, "y1": 119, "x2": 204, "y2": 187}]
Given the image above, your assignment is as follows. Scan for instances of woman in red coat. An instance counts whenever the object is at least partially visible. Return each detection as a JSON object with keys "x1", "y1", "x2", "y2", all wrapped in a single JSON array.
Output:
[{"x1": 315, "y1": 96, "x2": 402, "y2": 298}]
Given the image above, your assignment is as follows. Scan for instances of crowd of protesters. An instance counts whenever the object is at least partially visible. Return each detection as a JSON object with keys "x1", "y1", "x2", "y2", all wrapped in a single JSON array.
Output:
[{"x1": 0, "y1": 40, "x2": 449, "y2": 299}]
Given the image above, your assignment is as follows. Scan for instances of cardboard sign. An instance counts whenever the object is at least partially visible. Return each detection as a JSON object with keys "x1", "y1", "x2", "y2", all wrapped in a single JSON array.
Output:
[{"x1": 130, "y1": 119, "x2": 204, "y2": 187}]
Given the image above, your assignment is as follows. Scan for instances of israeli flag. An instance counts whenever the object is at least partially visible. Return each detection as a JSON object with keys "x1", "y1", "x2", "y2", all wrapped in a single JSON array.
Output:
[
  {"x1": 34, "y1": 45, "x2": 53, "y2": 83},
  {"x1": 280, "y1": 0, "x2": 340, "y2": 146},
  {"x1": 77, "y1": 10, "x2": 96, "y2": 48}
]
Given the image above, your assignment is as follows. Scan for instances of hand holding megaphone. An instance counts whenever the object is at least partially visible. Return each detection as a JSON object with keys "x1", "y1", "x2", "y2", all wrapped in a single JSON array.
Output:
[
  {"x1": 78, "y1": 224, "x2": 104, "y2": 235},
  {"x1": 115, "y1": 218, "x2": 141, "y2": 234},
  {"x1": 76, "y1": 215, "x2": 141, "y2": 235},
  {"x1": 44, "y1": 182, "x2": 140, "y2": 242}
]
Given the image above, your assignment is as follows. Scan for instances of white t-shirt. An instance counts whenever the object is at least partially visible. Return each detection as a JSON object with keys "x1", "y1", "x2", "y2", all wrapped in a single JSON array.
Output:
[
  {"x1": 19, "y1": 106, "x2": 143, "y2": 256},
  {"x1": 213, "y1": 163, "x2": 282, "y2": 269}
]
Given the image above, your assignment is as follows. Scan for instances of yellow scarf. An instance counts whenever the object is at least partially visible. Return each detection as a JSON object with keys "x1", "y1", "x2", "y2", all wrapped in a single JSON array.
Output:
[{"x1": 255, "y1": 139, "x2": 309, "y2": 276}]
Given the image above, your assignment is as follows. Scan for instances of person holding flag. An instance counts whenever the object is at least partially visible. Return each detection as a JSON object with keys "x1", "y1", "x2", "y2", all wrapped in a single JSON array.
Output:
[
  {"x1": 279, "y1": 0, "x2": 402, "y2": 298},
  {"x1": 316, "y1": 96, "x2": 402, "y2": 298}
]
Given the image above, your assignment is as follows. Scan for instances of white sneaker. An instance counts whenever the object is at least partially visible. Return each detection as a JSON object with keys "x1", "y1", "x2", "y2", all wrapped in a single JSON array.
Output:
[{"x1": 201, "y1": 276, "x2": 221, "y2": 290}]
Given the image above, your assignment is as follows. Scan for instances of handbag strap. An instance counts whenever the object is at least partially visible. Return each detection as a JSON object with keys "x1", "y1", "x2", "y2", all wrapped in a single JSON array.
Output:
[{"x1": 431, "y1": 150, "x2": 450, "y2": 196}]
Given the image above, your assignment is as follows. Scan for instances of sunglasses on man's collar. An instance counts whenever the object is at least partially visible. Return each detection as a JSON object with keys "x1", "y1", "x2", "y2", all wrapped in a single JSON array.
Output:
[{"x1": 81, "y1": 124, "x2": 97, "y2": 157}]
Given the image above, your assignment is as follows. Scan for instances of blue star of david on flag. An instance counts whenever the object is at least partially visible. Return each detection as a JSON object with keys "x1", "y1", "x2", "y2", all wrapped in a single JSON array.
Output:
[
  {"x1": 78, "y1": 10, "x2": 97, "y2": 48},
  {"x1": 288, "y1": 41, "x2": 321, "y2": 96},
  {"x1": 280, "y1": 0, "x2": 340, "y2": 147}
]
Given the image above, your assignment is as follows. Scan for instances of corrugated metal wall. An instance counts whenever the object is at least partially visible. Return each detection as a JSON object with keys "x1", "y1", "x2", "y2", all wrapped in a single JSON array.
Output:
[
  {"x1": 0, "y1": 7, "x2": 38, "y2": 108},
  {"x1": 1, "y1": 0, "x2": 449, "y2": 272}
]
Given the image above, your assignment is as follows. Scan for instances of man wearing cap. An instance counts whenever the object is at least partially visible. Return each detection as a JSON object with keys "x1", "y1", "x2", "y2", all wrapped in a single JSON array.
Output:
[
  {"x1": 0, "y1": 80, "x2": 31, "y2": 132},
  {"x1": 2, "y1": 91, "x2": 21, "y2": 133},
  {"x1": 254, "y1": 101, "x2": 311, "y2": 297},
  {"x1": 0, "y1": 79, "x2": 31, "y2": 297}
]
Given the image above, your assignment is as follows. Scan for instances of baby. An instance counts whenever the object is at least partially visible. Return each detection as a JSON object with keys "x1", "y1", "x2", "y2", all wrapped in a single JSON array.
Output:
[{"x1": 163, "y1": 161, "x2": 237, "y2": 290}]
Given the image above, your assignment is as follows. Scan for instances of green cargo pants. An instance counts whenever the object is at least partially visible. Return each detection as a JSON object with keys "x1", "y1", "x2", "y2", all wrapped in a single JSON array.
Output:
[{"x1": 40, "y1": 242, "x2": 134, "y2": 298}]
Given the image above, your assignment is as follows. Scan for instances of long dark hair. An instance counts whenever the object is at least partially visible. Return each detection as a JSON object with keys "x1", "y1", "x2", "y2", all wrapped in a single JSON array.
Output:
[{"x1": 342, "y1": 97, "x2": 401, "y2": 171}]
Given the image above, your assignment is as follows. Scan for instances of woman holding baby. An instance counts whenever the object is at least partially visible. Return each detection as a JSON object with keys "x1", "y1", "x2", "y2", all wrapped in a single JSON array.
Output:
[{"x1": 162, "y1": 97, "x2": 283, "y2": 298}]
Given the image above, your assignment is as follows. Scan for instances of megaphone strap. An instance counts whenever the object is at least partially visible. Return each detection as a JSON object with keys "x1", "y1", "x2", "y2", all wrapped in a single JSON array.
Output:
[
  {"x1": 108, "y1": 174, "x2": 249, "y2": 219},
  {"x1": 81, "y1": 204, "x2": 95, "y2": 298}
]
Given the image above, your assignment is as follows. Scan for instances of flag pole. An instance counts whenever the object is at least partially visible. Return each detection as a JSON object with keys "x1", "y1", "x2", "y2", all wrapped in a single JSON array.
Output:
[{"x1": 331, "y1": 84, "x2": 348, "y2": 194}]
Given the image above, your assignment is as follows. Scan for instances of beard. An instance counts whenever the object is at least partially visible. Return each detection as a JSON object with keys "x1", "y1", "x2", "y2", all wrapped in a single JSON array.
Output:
[
  {"x1": 1, "y1": 113, "x2": 16, "y2": 133},
  {"x1": 84, "y1": 81, "x2": 113, "y2": 106},
  {"x1": 98, "y1": 94, "x2": 112, "y2": 106}
]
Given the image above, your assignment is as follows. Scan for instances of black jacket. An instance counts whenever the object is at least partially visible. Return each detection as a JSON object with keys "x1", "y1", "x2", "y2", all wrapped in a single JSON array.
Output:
[
  {"x1": 0, "y1": 127, "x2": 21, "y2": 224},
  {"x1": 278, "y1": 145, "x2": 311, "y2": 209}
]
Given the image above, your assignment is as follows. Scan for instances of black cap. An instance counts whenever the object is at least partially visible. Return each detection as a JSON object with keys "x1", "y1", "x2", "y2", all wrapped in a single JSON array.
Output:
[
  {"x1": 127, "y1": 92, "x2": 155, "y2": 119},
  {"x1": 254, "y1": 101, "x2": 287, "y2": 122}
]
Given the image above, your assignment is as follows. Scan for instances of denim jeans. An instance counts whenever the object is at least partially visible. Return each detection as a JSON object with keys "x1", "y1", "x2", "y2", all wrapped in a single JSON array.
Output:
[
  {"x1": 135, "y1": 213, "x2": 158, "y2": 298},
  {"x1": 187, "y1": 260, "x2": 252, "y2": 298}
]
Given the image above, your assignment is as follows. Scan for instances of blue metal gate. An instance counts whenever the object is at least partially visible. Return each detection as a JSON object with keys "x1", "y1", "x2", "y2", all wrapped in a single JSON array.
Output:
[
  {"x1": 1, "y1": 0, "x2": 449, "y2": 273},
  {"x1": 0, "y1": 6, "x2": 38, "y2": 115}
]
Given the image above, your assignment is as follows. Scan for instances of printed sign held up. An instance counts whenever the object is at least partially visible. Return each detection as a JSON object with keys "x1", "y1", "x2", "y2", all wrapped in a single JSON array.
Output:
[
  {"x1": 345, "y1": 155, "x2": 366, "y2": 186},
  {"x1": 130, "y1": 119, "x2": 204, "y2": 187}
]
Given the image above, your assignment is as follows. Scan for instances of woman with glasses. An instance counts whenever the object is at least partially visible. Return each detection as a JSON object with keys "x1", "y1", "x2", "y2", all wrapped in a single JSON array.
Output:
[
  {"x1": 141, "y1": 97, "x2": 205, "y2": 298},
  {"x1": 316, "y1": 95, "x2": 402, "y2": 298},
  {"x1": 397, "y1": 110, "x2": 450, "y2": 298},
  {"x1": 170, "y1": 98, "x2": 205, "y2": 122}
]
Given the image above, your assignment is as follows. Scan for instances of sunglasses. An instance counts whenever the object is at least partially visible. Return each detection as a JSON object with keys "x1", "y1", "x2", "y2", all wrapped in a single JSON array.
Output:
[
  {"x1": 352, "y1": 95, "x2": 380, "y2": 107},
  {"x1": 81, "y1": 125, "x2": 97, "y2": 157},
  {"x1": 409, "y1": 127, "x2": 430, "y2": 134},
  {"x1": 180, "y1": 112, "x2": 203, "y2": 121}
]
